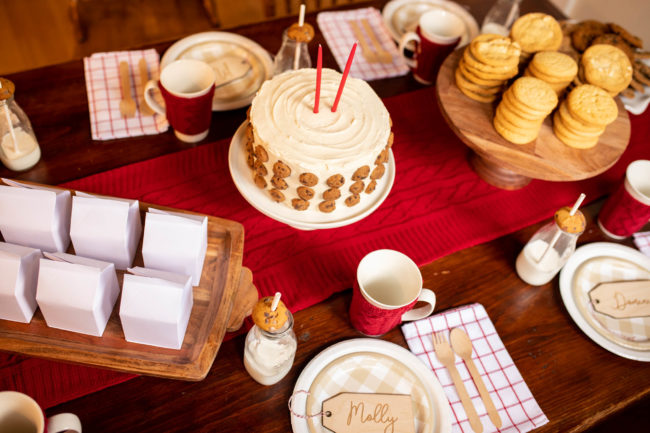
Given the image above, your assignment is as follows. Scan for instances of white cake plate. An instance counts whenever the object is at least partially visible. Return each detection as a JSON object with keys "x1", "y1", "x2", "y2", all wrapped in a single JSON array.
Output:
[{"x1": 228, "y1": 122, "x2": 396, "y2": 230}]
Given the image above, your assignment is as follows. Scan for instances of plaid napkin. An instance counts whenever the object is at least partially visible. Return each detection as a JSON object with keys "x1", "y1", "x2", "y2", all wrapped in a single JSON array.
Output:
[
  {"x1": 317, "y1": 7, "x2": 409, "y2": 81},
  {"x1": 83, "y1": 49, "x2": 168, "y2": 140},
  {"x1": 633, "y1": 231, "x2": 650, "y2": 257},
  {"x1": 402, "y1": 303, "x2": 549, "y2": 433}
]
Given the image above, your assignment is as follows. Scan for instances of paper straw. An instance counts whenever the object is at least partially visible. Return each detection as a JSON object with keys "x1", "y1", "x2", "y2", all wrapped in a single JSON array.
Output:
[
  {"x1": 314, "y1": 44, "x2": 322, "y2": 113},
  {"x1": 293, "y1": 4, "x2": 306, "y2": 70},
  {"x1": 271, "y1": 292, "x2": 282, "y2": 311},
  {"x1": 331, "y1": 43, "x2": 357, "y2": 113},
  {"x1": 0, "y1": 81, "x2": 18, "y2": 154},
  {"x1": 537, "y1": 193, "x2": 586, "y2": 264}
]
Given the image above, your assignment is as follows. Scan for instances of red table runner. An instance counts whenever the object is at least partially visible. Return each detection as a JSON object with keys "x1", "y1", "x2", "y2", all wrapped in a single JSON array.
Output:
[{"x1": 2, "y1": 86, "x2": 649, "y2": 409}]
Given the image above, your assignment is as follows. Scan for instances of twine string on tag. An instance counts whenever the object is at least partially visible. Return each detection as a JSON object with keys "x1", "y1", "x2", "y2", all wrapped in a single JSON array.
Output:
[{"x1": 288, "y1": 390, "x2": 331, "y2": 419}]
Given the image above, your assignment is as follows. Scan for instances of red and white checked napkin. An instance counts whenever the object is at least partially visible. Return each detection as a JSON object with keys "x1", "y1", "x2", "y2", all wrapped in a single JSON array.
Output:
[
  {"x1": 317, "y1": 7, "x2": 409, "y2": 81},
  {"x1": 633, "y1": 231, "x2": 650, "y2": 257},
  {"x1": 83, "y1": 49, "x2": 168, "y2": 140},
  {"x1": 402, "y1": 303, "x2": 549, "y2": 433}
]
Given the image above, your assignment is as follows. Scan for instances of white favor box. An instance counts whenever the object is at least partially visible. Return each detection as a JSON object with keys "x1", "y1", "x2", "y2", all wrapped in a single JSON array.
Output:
[
  {"x1": 0, "y1": 242, "x2": 42, "y2": 323},
  {"x1": 0, "y1": 179, "x2": 71, "y2": 253},
  {"x1": 142, "y1": 208, "x2": 207, "y2": 286},
  {"x1": 36, "y1": 252, "x2": 120, "y2": 336},
  {"x1": 70, "y1": 192, "x2": 142, "y2": 270},
  {"x1": 119, "y1": 267, "x2": 193, "y2": 350}
]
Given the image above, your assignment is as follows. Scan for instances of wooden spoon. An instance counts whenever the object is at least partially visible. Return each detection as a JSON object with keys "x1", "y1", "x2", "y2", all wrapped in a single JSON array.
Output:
[
  {"x1": 118, "y1": 61, "x2": 136, "y2": 118},
  {"x1": 450, "y1": 328, "x2": 503, "y2": 429}
]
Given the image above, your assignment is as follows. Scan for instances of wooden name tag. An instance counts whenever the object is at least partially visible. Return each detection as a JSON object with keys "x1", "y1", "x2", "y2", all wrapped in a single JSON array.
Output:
[
  {"x1": 322, "y1": 393, "x2": 415, "y2": 433},
  {"x1": 589, "y1": 280, "x2": 650, "y2": 319}
]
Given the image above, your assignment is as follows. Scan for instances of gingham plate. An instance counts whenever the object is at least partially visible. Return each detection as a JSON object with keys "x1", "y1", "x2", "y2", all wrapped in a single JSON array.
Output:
[
  {"x1": 305, "y1": 352, "x2": 433, "y2": 433},
  {"x1": 291, "y1": 338, "x2": 451, "y2": 433}
]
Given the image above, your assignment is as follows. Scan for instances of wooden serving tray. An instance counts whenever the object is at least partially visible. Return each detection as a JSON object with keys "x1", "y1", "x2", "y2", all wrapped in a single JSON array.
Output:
[
  {"x1": 0, "y1": 182, "x2": 256, "y2": 381},
  {"x1": 436, "y1": 49, "x2": 632, "y2": 189}
]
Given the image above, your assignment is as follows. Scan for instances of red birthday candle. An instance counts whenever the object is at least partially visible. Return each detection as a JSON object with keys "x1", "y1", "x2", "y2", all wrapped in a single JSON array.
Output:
[
  {"x1": 331, "y1": 42, "x2": 357, "y2": 113},
  {"x1": 314, "y1": 44, "x2": 322, "y2": 113}
]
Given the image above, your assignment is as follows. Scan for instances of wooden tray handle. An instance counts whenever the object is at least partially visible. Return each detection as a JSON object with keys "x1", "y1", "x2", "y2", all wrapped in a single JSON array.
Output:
[{"x1": 226, "y1": 267, "x2": 258, "y2": 332}]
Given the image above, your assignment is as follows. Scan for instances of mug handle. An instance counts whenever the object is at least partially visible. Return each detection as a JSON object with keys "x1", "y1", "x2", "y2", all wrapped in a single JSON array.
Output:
[
  {"x1": 144, "y1": 80, "x2": 166, "y2": 116},
  {"x1": 398, "y1": 31, "x2": 420, "y2": 69},
  {"x1": 401, "y1": 288, "x2": 436, "y2": 321},
  {"x1": 48, "y1": 412, "x2": 82, "y2": 433}
]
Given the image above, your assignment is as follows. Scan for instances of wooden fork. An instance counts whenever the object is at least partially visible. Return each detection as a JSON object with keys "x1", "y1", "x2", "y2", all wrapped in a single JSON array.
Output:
[
  {"x1": 360, "y1": 18, "x2": 393, "y2": 63},
  {"x1": 118, "y1": 61, "x2": 136, "y2": 118},
  {"x1": 432, "y1": 332, "x2": 484, "y2": 433}
]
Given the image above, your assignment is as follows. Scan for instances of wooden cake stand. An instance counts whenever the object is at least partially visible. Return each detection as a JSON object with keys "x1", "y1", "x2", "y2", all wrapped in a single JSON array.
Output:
[{"x1": 436, "y1": 49, "x2": 632, "y2": 190}]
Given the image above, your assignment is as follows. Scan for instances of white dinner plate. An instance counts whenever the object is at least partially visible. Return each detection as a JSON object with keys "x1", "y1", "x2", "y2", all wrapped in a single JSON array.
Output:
[
  {"x1": 559, "y1": 242, "x2": 650, "y2": 361},
  {"x1": 228, "y1": 122, "x2": 396, "y2": 231},
  {"x1": 161, "y1": 32, "x2": 273, "y2": 111},
  {"x1": 290, "y1": 338, "x2": 452, "y2": 433},
  {"x1": 382, "y1": 0, "x2": 479, "y2": 49}
]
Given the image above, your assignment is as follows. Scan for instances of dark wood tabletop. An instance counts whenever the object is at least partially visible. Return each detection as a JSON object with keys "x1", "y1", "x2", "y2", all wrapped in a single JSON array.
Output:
[{"x1": 2, "y1": 1, "x2": 649, "y2": 432}]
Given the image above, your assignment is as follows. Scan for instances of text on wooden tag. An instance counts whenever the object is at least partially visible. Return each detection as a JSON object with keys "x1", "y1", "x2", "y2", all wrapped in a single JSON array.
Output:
[
  {"x1": 589, "y1": 280, "x2": 650, "y2": 319},
  {"x1": 321, "y1": 393, "x2": 415, "y2": 433}
]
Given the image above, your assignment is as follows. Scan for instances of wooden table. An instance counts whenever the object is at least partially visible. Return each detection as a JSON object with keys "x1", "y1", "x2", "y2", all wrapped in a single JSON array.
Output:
[{"x1": 1, "y1": 1, "x2": 649, "y2": 432}]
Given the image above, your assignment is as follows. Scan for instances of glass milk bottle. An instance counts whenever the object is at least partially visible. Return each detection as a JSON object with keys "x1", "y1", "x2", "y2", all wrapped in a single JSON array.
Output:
[
  {"x1": 516, "y1": 196, "x2": 586, "y2": 286},
  {"x1": 481, "y1": 0, "x2": 522, "y2": 36},
  {"x1": 244, "y1": 293, "x2": 297, "y2": 385},
  {"x1": 273, "y1": 23, "x2": 314, "y2": 75},
  {"x1": 0, "y1": 78, "x2": 41, "y2": 171}
]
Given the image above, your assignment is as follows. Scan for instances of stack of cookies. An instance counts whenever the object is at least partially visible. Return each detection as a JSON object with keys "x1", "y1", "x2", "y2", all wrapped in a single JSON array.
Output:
[
  {"x1": 553, "y1": 84, "x2": 617, "y2": 149},
  {"x1": 493, "y1": 77, "x2": 558, "y2": 144},
  {"x1": 579, "y1": 44, "x2": 633, "y2": 96},
  {"x1": 524, "y1": 51, "x2": 577, "y2": 95},
  {"x1": 455, "y1": 34, "x2": 520, "y2": 103},
  {"x1": 510, "y1": 13, "x2": 563, "y2": 63}
]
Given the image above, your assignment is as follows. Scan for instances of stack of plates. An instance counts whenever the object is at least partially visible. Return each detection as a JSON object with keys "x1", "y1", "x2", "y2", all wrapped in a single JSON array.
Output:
[
  {"x1": 290, "y1": 339, "x2": 452, "y2": 433},
  {"x1": 382, "y1": 0, "x2": 479, "y2": 49},
  {"x1": 559, "y1": 243, "x2": 650, "y2": 361},
  {"x1": 161, "y1": 32, "x2": 273, "y2": 111}
]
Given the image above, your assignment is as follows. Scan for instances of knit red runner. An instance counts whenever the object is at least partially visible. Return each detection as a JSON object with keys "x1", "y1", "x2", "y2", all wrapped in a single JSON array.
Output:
[{"x1": 2, "y1": 86, "x2": 649, "y2": 409}]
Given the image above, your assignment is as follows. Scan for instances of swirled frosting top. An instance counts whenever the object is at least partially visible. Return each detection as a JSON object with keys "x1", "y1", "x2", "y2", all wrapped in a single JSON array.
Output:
[{"x1": 250, "y1": 68, "x2": 390, "y2": 172}]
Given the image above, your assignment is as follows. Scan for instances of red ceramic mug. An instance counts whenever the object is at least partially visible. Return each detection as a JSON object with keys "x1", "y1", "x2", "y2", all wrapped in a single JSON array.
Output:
[
  {"x1": 349, "y1": 249, "x2": 436, "y2": 336},
  {"x1": 0, "y1": 391, "x2": 81, "y2": 433},
  {"x1": 144, "y1": 59, "x2": 216, "y2": 143},
  {"x1": 398, "y1": 9, "x2": 465, "y2": 85},
  {"x1": 598, "y1": 160, "x2": 650, "y2": 239}
]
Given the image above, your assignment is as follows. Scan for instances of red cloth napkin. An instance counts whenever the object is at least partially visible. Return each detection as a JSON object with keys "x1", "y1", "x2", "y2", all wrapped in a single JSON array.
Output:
[{"x1": 3, "y1": 86, "x2": 649, "y2": 409}]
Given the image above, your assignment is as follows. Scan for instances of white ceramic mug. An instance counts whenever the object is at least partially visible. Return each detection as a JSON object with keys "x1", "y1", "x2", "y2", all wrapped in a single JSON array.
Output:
[
  {"x1": 144, "y1": 59, "x2": 216, "y2": 143},
  {"x1": 349, "y1": 249, "x2": 436, "y2": 336},
  {"x1": 0, "y1": 391, "x2": 81, "y2": 433},
  {"x1": 398, "y1": 9, "x2": 465, "y2": 85}
]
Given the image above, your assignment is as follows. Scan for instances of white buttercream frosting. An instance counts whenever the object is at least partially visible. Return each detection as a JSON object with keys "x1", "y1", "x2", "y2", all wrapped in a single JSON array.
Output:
[
  {"x1": 249, "y1": 68, "x2": 392, "y2": 210},
  {"x1": 251, "y1": 67, "x2": 390, "y2": 171}
]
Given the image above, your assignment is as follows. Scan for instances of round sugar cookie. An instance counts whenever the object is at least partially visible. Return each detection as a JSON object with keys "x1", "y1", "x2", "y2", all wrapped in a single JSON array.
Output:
[
  {"x1": 458, "y1": 59, "x2": 505, "y2": 86},
  {"x1": 558, "y1": 101, "x2": 605, "y2": 134},
  {"x1": 502, "y1": 89, "x2": 548, "y2": 120},
  {"x1": 530, "y1": 51, "x2": 578, "y2": 82},
  {"x1": 463, "y1": 47, "x2": 519, "y2": 76},
  {"x1": 510, "y1": 76, "x2": 558, "y2": 115},
  {"x1": 567, "y1": 84, "x2": 618, "y2": 127},
  {"x1": 494, "y1": 115, "x2": 539, "y2": 144},
  {"x1": 510, "y1": 13, "x2": 563, "y2": 53},
  {"x1": 457, "y1": 81, "x2": 498, "y2": 103},
  {"x1": 470, "y1": 34, "x2": 521, "y2": 68},
  {"x1": 495, "y1": 102, "x2": 544, "y2": 130},
  {"x1": 581, "y1": 44, "x2": 633, "y2": 94},
  {"x1": 553, "y1": 119, "x2": 599, "y2": 149},
  {"x1": 553, "y1": 110, "x2": 603, "y2": 140},
  {"x1": 455, "y1": 67, "x2": 502, "y2": 96}
]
